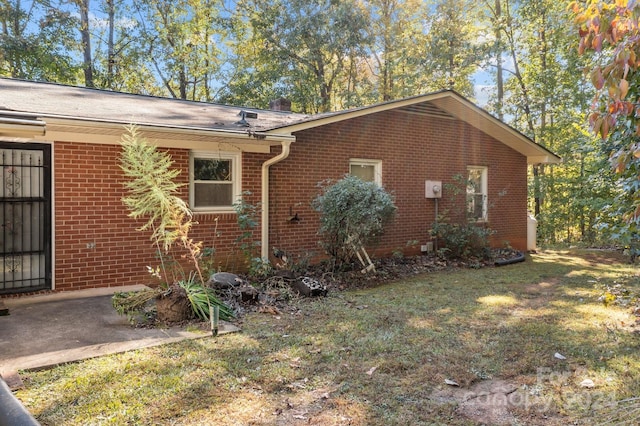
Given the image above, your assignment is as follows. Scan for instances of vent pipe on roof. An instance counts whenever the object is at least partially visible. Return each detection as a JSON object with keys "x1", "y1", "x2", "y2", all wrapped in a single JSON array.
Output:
[
  {"x1": 261, "y1": 140, "x2": 292, "y2": 261},
  {"x1": 235, "y1": 111, "x2": 250, "y2": 127}
]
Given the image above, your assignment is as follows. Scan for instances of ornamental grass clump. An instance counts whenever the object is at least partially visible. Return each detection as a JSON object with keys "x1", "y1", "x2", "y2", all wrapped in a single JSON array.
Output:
[
  {"x1": 312, "y1": 175, "x2": 396, "y2": 265},
  {"x1": 118, "y1": 125, "x2": 233, "y2": 322}
]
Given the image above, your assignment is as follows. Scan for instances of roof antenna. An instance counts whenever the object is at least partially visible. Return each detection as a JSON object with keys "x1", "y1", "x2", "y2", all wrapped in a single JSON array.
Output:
[{"x1": 235, "y1": 110, "x2": 250, "y2": 127}]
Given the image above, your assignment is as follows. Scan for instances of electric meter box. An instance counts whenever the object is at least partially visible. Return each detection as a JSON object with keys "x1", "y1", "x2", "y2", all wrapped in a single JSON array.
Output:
[{"x1": 425, "y1": 180, "x2": 442, "y2": 199}]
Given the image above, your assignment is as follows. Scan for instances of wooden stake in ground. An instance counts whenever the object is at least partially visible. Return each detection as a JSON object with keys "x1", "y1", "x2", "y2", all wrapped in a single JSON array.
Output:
[{"x1": 347, "y1": 235, "x2": 375, "y2": 273}]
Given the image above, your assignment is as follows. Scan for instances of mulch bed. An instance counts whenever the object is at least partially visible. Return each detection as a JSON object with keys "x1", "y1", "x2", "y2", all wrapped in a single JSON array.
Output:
[
  {"x1": 224, "y1": 248, "x2": 524, "y2": 318},
  {"x1": 122, "y1": 249, "x2": 525, "y2": 327}
]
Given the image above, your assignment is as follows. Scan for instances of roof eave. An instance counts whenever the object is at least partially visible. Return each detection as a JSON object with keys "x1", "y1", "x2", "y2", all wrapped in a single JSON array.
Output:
[
  {"x1": 266, "y1": 90, "x2": 561, "y2": 164},
  {"x1": 44, "y1": 116, "x2": 295, "y2": 143},
  {"x1": 428, "y1": 96, "x2": 561, "y2": 165},
  {"x1": 265, "y1": 91, "x2": 454, "y2": 134},
  {"x1": 2, "y1": 114, "x2": 293, "y2": 152},
  {"x1": 527, "y1": 155, "x2": 562, "y2": 165}
]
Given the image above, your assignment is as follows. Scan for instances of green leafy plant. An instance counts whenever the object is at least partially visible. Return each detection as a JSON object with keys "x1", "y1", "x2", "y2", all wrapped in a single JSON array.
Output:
[
  {"x1": 119, "y1": 124, "x2": 203, "y2": 283},
  {"x1": 248, "y1": 257, "x2": 273, "y2": 278},
  {"x1": 429, "y1": 174, "x2": 494, "y2": 259},
  {"x1": 312, "y1": 175, "x2": 396, "y2": 265},
  {"x1": 118, "y1": 125, "x2": 233, "y2": 321},
  {"x1": 231, "y1": 191, "x2": 263, "y2": 272},
  {"x1": 179, "y1": 273, "x2": 234, "y2": 321},
  {"x1": 430, "y1": 174, "x2": 496, "y2": 260},
  {"x1": 431, "y1": 218, "x2": 494, "y2": 260}
]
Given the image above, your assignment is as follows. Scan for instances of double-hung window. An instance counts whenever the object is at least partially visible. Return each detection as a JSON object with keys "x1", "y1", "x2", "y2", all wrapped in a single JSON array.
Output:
[
  {"x1": 349, "y1": 159, "x2": 382, "y2": 186},
  {"x1": 467, "y1": 166, "x2": 488, "y2": 221},
  {"x1": 190, "y1": 152, "x2": 241, "y2": 211}
]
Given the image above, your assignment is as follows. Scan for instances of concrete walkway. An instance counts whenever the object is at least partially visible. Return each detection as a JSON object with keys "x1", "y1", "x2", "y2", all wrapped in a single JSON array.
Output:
[{"x1": 0, "y1": 286, "x2": 239, "y2": 389}]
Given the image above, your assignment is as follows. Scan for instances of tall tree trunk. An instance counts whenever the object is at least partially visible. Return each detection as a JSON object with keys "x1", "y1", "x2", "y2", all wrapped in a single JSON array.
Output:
[
  {"x1": 495, "y1": 0, "x2": 504, "y2": 120},
  {"x1": 78, "y1": 0, "x2": 94, "y2": 87},
  {"x1": 579, "y1": 153, "x2": 586, "y2": 238},
  {"x1": 179, "y1": 66, "x2": 187, "y2": 99},
  {"x1": 534, "y1": 17, "x2": 550, "y2": 219},
  {"x1": 106, "y1": 0, "x2": 115, "y2": 88}
]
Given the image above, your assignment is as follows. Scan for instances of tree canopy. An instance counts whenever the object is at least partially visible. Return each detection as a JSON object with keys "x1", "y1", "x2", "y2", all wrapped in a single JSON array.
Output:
[
  {"x1": 571, "y1": 0, "x2": 640, "y2": 241},
  {"x1": 0, "y1": 0, "x2": 634, "y2": 248}
]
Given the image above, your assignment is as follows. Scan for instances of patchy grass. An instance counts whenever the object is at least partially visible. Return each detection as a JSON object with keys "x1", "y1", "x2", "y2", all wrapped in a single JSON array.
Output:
[{"x1": 15, "y1": 249, "x2": 640, "y2": 425}]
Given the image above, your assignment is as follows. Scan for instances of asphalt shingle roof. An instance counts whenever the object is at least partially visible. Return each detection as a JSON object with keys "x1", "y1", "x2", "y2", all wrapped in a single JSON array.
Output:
[{"x1": 0, "y1": 78, "x2": 310, "y2": 132}]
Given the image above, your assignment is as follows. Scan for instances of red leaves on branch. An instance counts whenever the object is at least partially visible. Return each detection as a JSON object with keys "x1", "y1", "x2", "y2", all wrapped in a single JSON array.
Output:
[{"x1": 572, "y1": 1, "x2": 640, "y2": 140}]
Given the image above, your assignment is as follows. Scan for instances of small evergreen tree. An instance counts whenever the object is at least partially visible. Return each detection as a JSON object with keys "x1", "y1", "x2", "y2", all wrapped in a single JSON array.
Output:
[
  {"x1": 312, "y1": 175, "x2": 396, "y2": 265},
  {"x1": 119, "y1": 124, "x2": 203, "y2": 283},
  {"x1": 118, "y1": 125, "x2": 233, "y2": 322}
]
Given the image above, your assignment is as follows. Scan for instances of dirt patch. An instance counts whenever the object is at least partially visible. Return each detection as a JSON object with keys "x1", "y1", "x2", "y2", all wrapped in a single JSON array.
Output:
[
  {"x1": 523, "y1": 277, "x2": 560, "y2": 295},
  {"x1": 520, "y1": 277, "x2": 562, "y2": 309},
  {"x1": 579, "y1": 248, "x2": 632, "y2": 266},
  {"x1": 430, "y1": 378, "x2": 569, "y2": 425},
  {"x1": 431, "y1": 379, "x2": 539, "y2": 425}
]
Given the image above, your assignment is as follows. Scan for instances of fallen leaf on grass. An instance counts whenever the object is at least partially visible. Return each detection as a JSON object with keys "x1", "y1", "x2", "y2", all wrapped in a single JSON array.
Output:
[
  {"x1": 287, "y1": 378, "x2": 309, "y2": 389},
  {"x1": 580, "y1": 379, "x2": 595, "y2": 388},
  {"x1": 258, "y1": 305, "x2": 282, "y2": 315},
  {"x1": 289, "y1": 357, "x2": 301, "y2": 368}
]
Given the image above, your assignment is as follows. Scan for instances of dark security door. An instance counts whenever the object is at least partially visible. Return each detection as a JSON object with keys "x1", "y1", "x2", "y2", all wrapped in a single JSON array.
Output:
[{"x1": 0, "y1": 143, "x2": 51, "y2": 294}]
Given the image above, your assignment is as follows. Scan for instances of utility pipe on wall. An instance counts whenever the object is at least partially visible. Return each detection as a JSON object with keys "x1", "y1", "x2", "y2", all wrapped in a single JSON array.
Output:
[{"x1": 260, "y1": 140, "x2": 293, "y2": 261}]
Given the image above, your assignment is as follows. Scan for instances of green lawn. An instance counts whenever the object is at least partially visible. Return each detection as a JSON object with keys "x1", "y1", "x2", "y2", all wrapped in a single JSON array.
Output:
[{"x1": 16, "y1": 249, "x2": 640, "y2": 425}]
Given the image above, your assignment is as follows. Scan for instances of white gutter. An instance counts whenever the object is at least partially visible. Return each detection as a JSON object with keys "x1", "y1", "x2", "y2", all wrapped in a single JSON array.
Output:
[
  {"x1": 0, "y1": 117, "x2": 46, "y2": 138},
  {"x1": 43, "y1": 117, "x2": 295, "y2": 145},
  {"x1": 261, "y1": 140, "x2": 293, "y2": 260}
]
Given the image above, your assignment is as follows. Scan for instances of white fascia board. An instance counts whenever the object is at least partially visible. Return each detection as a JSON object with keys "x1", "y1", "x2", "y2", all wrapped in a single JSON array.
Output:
[
  {"x1": 41, "y1": 118, "x2": 294, "y2": 153},
  {"x1": 528, "y1": 155, "x2": 563, "y2": 165}
]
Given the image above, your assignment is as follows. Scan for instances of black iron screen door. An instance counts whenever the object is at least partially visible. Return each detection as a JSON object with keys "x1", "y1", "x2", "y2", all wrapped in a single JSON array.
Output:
[{"x1": 0, "y1": 143, "x2": 51, "y2": 294}]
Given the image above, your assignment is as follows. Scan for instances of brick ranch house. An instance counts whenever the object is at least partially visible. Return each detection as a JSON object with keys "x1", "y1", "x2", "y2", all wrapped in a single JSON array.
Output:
[{"x1": 0, "y1": 78, "x2": 560, "y2": 295}]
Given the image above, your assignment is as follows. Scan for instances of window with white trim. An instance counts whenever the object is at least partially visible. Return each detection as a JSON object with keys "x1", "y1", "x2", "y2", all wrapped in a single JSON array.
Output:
[
  {"x1": 349, "y1": 159, "x2": 382, "y2": 186},
  {"x1": 190, "y1": 151, "x2": 241, "y2": 211},
  {"x1": 467, "y1": 166, "x2": 488, "y2": 221}
]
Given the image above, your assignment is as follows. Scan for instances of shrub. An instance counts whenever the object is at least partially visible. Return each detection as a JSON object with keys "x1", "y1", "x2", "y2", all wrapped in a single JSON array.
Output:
[
  {"x1": 431, "y1": 220, "x2": 494, "y2": 260},
  {"x1": 312, "y1": 175, "x2": 396, "y2": 265}
]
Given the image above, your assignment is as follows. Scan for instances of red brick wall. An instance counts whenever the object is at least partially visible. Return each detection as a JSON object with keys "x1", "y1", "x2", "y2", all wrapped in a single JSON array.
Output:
[
  {"x1": 54, "y1": 142, "x2": 147, "y2": 291},
  {"x1": 51, "y1": 112, "x2": 527, "y2": 291},
  {"x1": 267, "y1": 110, "x2": 528, "y2": 259},
  {"x1": 53, "y1": 142, "x2": 264, "y2": 291}
]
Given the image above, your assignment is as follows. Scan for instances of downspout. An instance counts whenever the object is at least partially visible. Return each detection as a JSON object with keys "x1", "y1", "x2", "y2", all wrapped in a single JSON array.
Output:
[{"x1": 261, "y1": 140, "x2": 293, "y2": 261}]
